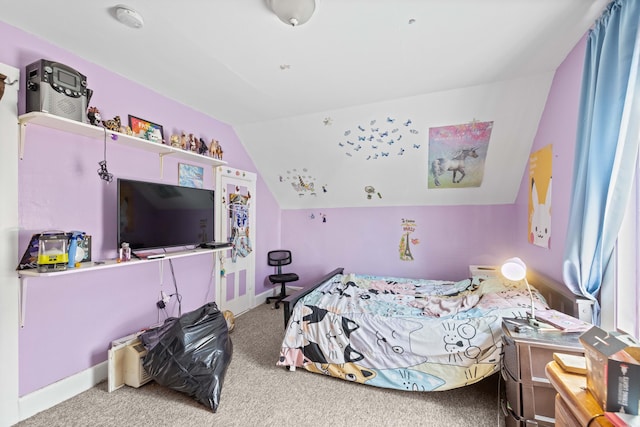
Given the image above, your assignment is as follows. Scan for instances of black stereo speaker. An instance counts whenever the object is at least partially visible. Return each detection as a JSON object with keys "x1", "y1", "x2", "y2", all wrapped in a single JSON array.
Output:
[{"x1": 25, "y1": 59, "x2": 89, "y2": 123}]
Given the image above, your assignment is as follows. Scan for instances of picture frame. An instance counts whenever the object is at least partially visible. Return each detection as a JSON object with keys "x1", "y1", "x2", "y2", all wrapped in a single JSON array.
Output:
[
  {"x1": 179, "y1": 163, "x2": 204, "y2": 188},
  {"x1": 128, "y1": 115, "x2": 164, "y2": 144}
]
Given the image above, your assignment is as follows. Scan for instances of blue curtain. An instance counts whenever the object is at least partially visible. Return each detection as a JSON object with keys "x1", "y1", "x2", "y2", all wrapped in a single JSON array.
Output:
[{"x1": 563, "y1": 0, "x2": 640, "y2": 324}]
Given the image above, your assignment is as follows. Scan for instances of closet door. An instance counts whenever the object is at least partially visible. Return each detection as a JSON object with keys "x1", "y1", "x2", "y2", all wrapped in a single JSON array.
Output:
[{"x1": 215, "y1": 167, "x2": 256, "y2": 315}]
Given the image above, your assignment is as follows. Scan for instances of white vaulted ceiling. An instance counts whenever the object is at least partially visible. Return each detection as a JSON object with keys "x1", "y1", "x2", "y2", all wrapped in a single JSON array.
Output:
[{"x1": 1, "y1": 0, "x2": 609, "y2": 208}]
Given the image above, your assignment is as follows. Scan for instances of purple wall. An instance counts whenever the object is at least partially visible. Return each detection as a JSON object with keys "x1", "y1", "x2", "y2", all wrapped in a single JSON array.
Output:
[
  {"x1": 512, "y1": 36, "x2": 587, "y2": 283},
  {"x1": 1, "y1": 21, "x2": 280, "y2": 395},
  {"x1": 281, "y1": 38, "x2": 589, "y2": 290},
  {"x1": 2, "y1": 18, "x2": 587, "y2": 397},
  {"x1": 282, "y1": 205, "x2": 518, "y2": 284}
]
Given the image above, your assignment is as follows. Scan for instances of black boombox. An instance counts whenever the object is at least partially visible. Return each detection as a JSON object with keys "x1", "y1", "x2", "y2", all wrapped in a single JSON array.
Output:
[{"x1": 25, "y1": 59, "x2": 90, "y2": 123}]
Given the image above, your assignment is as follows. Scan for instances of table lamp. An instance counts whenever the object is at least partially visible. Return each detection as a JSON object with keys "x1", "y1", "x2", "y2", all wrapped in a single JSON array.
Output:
[{"x1": 501, "y1": 257, "x2": 541, "y2": 328}]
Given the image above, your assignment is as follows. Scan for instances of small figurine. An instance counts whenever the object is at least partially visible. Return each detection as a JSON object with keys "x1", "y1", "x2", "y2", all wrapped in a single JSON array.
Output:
[
  {"x1": 188, "y1": 133, "x2": 197, "y2": 151},
  {"x1": 87, "y1": 106, "x2": 102, "y2": 126},
  {"x1": 102, "y1": 116, "x2": 121, "y2": 132},
  {"x1": 209, "y1": 139, "x2": 219, "y2": 157},
  {"x1": 198, "y1": 138, "x2": 208, "y2": 155},
  {"x1": 170, "y1": 134, "x2": 181, "y2": 148},
  {"x1": 122, "y1": 126, "x2": 134, "y2": 136},
  {"x1": 210, "y1": 138, "x2": 223, "y2": 159},
  {"x1": 180, "y1": 132, "x2": 187, "y2": 150}
]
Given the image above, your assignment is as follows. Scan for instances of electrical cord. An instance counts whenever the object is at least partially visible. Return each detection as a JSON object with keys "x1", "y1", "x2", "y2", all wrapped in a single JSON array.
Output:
[
  {"x1": 166, "y1": 250, "x2": 182, "y2": 316},
  {"x1": 497, "y1": 350, "x2": 504, "y2": 426},
  {"x1": 97, "y1": 127, "x2": 113, "y2": 183}
]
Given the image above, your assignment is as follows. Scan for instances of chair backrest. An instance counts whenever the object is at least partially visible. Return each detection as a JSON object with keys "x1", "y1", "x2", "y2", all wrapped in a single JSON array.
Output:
[{"x1": 268, "y1": 250, "x2": 292, "y2": 273}]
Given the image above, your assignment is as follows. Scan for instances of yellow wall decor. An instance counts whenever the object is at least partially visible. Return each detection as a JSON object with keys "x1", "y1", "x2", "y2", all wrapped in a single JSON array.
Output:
[{"x1": 528, "y1": 144, "x2": 553, "y2": 248}]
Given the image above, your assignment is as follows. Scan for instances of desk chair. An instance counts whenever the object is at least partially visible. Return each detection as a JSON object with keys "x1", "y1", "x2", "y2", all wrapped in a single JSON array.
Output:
[{"x1": 266, "y1": 250, "x2": 299, "y2": 309}]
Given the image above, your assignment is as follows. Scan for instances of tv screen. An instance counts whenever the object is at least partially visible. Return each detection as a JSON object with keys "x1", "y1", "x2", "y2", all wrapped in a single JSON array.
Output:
[{"x1": 117, "y1": 178, "x2": 215, "y2": 251}]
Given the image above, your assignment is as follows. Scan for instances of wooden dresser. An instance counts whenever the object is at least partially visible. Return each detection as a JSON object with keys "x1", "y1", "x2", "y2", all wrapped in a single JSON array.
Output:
[
  {"x1": 545, "y1": 361, "x2": 614, "y2": 427},
  {"x1": 501, "y1": 320, "x2": 585, "y2": 426}
]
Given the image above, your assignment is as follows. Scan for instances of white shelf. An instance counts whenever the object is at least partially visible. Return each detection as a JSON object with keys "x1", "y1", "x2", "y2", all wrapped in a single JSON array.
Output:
[
  {"x1": 18, "y1": 111, "x2": 227, "y2": 170},
  {"x1": 17, "y1": 246, "x2": 227, "y2": 278},
  {"x1": 17, "y1": 246, "x2": 230, "y2": 327}
]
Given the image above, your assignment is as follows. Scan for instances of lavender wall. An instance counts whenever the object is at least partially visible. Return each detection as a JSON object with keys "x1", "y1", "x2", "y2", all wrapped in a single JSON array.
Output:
[
  {"x1": 281, "y1": 38, "x2": 589, "y2": 289},
  {"x1": 1, "y1": 21, "x2": 281, "y2": 395},
  {"x1": 512, "y1": 36, "x2": 587, "y2": 282},
  {"x1": 2, "y1": 18, "x2": 587, "y2": 397},
  {"x1": 282, "y1": 204, "x2": 518, "y2": 284}
]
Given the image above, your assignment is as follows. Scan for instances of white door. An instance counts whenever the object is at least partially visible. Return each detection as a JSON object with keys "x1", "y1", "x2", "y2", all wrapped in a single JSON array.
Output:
[{"x1": 215, "y1": 167, "x2": 256, "y2": 315}]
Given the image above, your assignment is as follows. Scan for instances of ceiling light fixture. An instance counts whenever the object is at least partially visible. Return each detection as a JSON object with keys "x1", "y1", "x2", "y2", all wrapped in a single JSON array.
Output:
[
  {"x1": 266, "y1": 0, "x2": 316, "y2": 27},
  {"x1": 115, "y1": 5, "x2": 144, "y2": 29}
]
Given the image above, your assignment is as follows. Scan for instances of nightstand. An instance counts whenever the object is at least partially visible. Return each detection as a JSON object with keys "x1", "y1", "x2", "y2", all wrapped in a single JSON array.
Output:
[{"x1": 501, "y1": 319, "x2": 585, "y2": 426}]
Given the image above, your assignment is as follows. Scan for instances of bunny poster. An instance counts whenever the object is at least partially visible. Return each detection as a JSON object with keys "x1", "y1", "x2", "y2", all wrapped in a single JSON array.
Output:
[{"x1": 528, "y1": 145, "x2": 552, "y2": 248}]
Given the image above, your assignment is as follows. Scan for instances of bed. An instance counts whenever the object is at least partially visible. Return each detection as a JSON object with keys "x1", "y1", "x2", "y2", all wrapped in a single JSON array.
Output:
[{"x1": 277, "y1": 267, "x2": 591, "y2": 392}]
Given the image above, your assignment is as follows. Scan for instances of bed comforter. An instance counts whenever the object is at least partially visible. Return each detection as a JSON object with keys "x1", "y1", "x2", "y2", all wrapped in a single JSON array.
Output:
[{"x1": 277, "y1": 272, "x2": 549, "y2": 391}]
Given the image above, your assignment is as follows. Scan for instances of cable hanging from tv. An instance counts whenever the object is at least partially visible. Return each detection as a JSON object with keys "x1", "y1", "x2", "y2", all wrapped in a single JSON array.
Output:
[{"x1": 97, "y1": 127, "x2": 113, "y2": 183}]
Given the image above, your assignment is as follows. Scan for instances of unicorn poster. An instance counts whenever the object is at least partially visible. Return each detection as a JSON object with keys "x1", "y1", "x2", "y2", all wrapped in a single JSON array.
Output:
[
  {"x1": 528, "y1": 144, "x2": 552, "y2": 248},
  {"x1": 428, "y1": 121, "x2": 492, "y2": 188}
]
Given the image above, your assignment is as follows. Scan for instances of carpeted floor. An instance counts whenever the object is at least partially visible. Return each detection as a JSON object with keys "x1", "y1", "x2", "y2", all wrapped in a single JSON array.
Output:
[{"x1": 17, "y1": 303, "x2": 505, "y2": 426}]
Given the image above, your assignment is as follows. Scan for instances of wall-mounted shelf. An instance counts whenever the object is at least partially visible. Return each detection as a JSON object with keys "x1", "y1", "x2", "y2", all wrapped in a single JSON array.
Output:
[
  {"x1": 17, "y1": 246, "x2": 230, "y2": 327},
  {"x1": 17, "y1": 246, "x2": 226, "y2": 278},
  {"x1": 18, "y1": 112, "x2": 227, "y2": 175}
]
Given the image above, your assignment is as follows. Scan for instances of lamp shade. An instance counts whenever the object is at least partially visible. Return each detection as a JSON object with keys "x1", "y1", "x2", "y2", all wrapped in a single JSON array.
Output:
[
  {"x1": 267, "y1": 0, "x2": 316, "y2": 26},
  {"x1": 501, "y1": 257, "x2": 527, "y2": 281}
]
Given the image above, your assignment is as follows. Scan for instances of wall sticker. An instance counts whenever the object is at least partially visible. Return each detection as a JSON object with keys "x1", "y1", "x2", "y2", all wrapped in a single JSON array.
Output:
[
  {"x1": 399, "y1": 218, "x2": 419, "y2": 261},
  {"x1": 338, "y1": 117, "x2": 422, "y2": 160},
  {"x1": 228, "y1": 187, "x2": 252, "y2": 262},
  {"x1": 364, "y1": 186, "x2": 382, "y2": 200},
  {"x1": 278, "y1": 168, "x2": 326, "y2": 198}
]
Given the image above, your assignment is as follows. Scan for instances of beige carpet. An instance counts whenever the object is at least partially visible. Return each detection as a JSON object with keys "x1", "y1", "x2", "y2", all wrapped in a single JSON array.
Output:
[{"x1": 17, "y1": 303, "x2": 504, "y2": 427}]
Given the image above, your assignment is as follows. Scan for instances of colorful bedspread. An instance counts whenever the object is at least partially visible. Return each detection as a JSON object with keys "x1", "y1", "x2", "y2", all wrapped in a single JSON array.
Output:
[{"x1": 277, "y1": 273, "x2": 549, "y2": 391}]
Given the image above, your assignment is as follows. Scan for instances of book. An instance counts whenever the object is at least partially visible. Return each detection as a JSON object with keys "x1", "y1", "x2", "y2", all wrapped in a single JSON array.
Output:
[
  {"x1": 529, "y1": 308, "x2": 592, "y2": 332},
  {"x1": 605, "y1": 411, "x2": 640, "y2": 426},
  {"x1": 553, "y1": 352, "x2": 587, "y2": 375}
]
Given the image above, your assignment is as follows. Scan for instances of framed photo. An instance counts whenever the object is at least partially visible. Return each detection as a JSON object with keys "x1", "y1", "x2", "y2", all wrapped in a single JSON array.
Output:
[
  {"x1": 179, "y1": 163, "x2": 204, "y2": 188},
  {"x1": 128, "y1": 115, "x2": 164, "y2": 144}
]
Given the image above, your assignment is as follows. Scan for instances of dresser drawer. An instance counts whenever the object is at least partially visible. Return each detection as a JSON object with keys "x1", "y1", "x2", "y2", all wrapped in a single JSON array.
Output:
[
  {"x1": 554, "y1": 394, "x2": 582, "y2": 427},
  {"x1": 501, "y1": 397, "x2": 524, "y2": 427},
  {"x1": 523, "y1": 345, "x2": 583, "y2": 383},
  {"x1": 502, "y1": 334, "x2": 520, "y2": 379},
  {"x1": 502, "y1": 363, "x2": 522, "y2": 416},
  {"x1": 521, "y1": 382, "x2": 557, "y2": 426},
  {"x1": 501, "y1": 319, "x2": 586, "y2": 427}
]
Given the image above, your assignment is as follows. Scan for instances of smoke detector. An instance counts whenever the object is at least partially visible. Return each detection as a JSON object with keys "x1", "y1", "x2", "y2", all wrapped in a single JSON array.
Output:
[{"x1": 115, "y1": 5, "x2": 144, "y2": 29}]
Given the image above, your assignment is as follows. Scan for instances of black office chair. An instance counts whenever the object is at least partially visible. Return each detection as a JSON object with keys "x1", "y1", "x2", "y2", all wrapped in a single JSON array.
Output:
[{"x1": 266, "y1": 250, "x2": 299, "y2": 309}]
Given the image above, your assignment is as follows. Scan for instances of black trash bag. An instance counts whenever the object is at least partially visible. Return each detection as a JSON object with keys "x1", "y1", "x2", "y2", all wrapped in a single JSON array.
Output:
[{"x1": 141, "y1": 302, "x2": 233, "y2": 412}]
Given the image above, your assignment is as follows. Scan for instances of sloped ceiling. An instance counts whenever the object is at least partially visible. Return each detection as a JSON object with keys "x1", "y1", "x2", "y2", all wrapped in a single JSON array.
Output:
[{"x1": 1, "y1": 0, "x2": 609, "y2": 208}]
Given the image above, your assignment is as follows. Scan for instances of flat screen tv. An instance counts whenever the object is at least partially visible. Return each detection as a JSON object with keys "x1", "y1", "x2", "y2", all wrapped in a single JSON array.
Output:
[{"x1": 117, "y1": 178, "x2": 215, "y2": 251}]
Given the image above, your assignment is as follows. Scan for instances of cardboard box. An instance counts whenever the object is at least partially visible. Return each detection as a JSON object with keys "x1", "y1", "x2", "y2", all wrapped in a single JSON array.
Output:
[{"x1": 579, "y1": 326, "x2": 640, "y2": 415}]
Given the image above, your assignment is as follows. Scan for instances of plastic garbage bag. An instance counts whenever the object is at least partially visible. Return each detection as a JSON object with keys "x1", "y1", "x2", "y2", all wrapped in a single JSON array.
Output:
[{"x1": 141, "y1": 302, "x2": 233, "y2": 412}]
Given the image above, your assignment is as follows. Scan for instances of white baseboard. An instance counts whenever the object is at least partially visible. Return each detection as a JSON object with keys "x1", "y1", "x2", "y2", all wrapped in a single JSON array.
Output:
[
  {"x1": 16, "y1": 290, "x2": 298, "y2": 422},
  {"x1": 18, "y1": 361, "x2": 108, "y2": 422}
]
